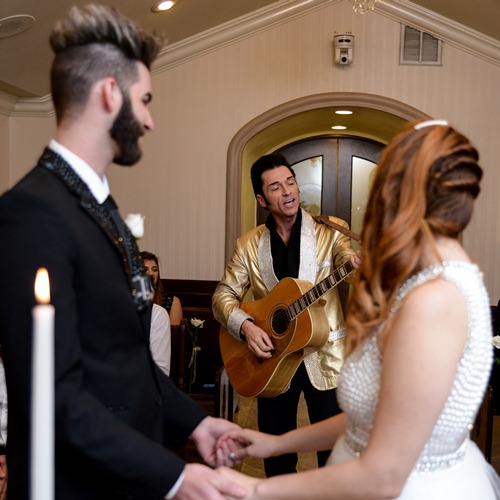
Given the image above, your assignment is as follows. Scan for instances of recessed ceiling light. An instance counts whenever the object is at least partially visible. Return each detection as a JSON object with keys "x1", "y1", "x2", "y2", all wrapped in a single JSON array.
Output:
[
  {"x1": 331, "y1": 125, "x2": 347, "y2": 130},
  {"x1": 0, "y1": 14, "x2": 35, "y2": 39},
  {"x1": 335, "y1": 110, "x2": 352, "y2": 115},
  {"x1": 152, "y1": 1, "x2": 179, "y2": 13}
]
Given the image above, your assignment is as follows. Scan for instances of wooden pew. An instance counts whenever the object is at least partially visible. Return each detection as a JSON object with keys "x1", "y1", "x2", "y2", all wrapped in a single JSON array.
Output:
[
  {"x1": 169, "y1": 318, "x2": 187, "y2": 390},
  {"x1": 162, "y1": 279, "x2": 234, "y2": 419},
  {"x1": 471, "y1": 303, "x2": 499, "y2": 462}
]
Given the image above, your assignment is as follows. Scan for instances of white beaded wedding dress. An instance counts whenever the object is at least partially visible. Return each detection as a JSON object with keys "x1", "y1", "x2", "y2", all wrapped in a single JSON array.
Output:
[{"x1": 328, "y1": 262, "x2": 500, "y2": 499}]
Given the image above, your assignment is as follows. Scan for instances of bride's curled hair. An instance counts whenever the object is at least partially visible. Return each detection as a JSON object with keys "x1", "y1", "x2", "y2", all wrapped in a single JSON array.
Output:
[{"x1": 345, "y1": 120, "x2": 482, "y2": 355}]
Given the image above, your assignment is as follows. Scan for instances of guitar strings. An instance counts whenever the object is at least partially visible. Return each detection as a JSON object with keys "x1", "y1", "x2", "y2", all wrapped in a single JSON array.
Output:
[{"x1": 285, "y1": 260, "x2": 354, "y2": 319}]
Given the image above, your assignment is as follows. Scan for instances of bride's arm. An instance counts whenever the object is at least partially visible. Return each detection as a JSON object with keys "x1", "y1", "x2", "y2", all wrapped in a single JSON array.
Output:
[
  {"x1": 279, "y1": 412, "x2": 346, "y2": 453},
  {"x1": 219, "y1": 412, "x2": 346, "y2": 462}
]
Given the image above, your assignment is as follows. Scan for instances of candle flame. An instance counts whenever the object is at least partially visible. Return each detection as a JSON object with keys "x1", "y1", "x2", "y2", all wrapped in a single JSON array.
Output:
[{"x1": 34, "y1": 268, "x2": 51, "y2": 304}]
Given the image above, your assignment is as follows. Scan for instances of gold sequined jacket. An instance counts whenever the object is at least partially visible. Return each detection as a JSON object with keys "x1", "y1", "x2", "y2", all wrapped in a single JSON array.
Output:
[{"x1": 212, "y1": 209, "x2": 356, "y2": 392}]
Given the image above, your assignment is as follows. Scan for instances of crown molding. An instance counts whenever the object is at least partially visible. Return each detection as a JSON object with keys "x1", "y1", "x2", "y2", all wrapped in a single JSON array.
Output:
[
  {"x1": 0, "y1": 91, "x2": 17, "y2": 117},
  {"x1": 0, "y1": 91, "x2": 54, "y2": 117},
  {"x1": 152, "y1": 0, "x2": 338, "y2": 75},
  {"x1": 153, "y1": 0, "x2": 500, "y2": 76},
  {"x1": 2, "y1": 0, "x2": 336, "y2": 117},
  {"x1": 3, "y1": 0, "x2": 499, "y2": 117}
]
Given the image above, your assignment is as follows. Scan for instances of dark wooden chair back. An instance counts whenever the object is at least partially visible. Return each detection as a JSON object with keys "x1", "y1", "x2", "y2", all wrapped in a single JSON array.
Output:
[
  {"x1": 472, "y1": 383, "x2": 494, "y2": 462},
  {"x1": 471, "y1": 302, "x2": 499, "y2": 462},
  {"x1": 169, "y1": 318, "x2": 188, "y2": 390}
]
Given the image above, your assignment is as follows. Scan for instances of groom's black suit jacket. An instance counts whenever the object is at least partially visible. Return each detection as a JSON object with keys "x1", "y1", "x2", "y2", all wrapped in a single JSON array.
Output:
[{"x1": 0, "y1": 149, "x2": 207, "y2": 500}]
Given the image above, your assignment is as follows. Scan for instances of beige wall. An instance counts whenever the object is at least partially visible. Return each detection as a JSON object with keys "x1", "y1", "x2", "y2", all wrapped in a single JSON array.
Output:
[
  {"x1": 8, "y1": 116, "x2": 55, "y2": 185},
  {"x1": 2, "y1": 1, "x2": 500, "y2": 301}
]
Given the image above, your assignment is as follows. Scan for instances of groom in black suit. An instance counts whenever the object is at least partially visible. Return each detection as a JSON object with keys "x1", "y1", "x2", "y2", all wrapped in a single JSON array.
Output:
[{"x1": 0, "y1": 5, "x2": 245, "y2": 500}]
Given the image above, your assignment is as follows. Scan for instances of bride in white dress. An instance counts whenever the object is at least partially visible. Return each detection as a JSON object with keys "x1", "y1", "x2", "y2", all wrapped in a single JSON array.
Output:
[{"x1": 216, "y1": 119, "x2": 500, "y2": 499}]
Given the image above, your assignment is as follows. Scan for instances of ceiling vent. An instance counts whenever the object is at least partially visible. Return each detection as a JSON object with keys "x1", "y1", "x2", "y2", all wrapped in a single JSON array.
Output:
[{"x1": 400, "y1": 25, "x2": 442, "y2": 66}]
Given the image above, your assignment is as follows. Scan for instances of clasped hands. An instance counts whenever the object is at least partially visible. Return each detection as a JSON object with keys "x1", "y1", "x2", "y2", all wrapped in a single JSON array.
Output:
[
  {"x1": 213, "y1": 424, "x2": 272, "y2": 499},
  {"x1": 176, "y1": 416, "x2": 269, "y2": 499},
  {"x1": 174, "y1": 416, "x2": 266, "y2": 499}
]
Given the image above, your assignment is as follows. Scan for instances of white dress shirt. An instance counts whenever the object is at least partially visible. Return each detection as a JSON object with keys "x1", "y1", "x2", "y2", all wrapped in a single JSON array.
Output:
[
  {"x1": 150, "y1": 304, "x2": 171, "y2": 376},
  {"x1": 49, "y1": 139, "x2": 110, "y2": 203}
]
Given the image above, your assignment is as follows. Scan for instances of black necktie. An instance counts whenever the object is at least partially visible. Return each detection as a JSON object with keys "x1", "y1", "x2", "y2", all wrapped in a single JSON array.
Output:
[
  {"x1": 102, "y1": 195, "x2": 128, "y2": 242},
  {"x1": 102, "y1": 194, "x2": 119, "y2": 219}
]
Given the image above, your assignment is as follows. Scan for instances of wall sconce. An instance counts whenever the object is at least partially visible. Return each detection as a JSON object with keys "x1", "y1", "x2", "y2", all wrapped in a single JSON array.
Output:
[{"x1": 334, "y1": 34, "x2": 355, "y2": 67}]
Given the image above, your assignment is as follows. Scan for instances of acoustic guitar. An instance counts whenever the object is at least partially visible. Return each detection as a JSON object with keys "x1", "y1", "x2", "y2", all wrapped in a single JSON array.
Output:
[{"x1": 219, "y1": 259, "x2": 354, "y2": 398}]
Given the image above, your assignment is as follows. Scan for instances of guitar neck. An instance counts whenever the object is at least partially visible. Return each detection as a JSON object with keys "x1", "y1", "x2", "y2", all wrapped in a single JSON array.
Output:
[{"x1": 287, "y1": 260, "x2": 354, "y2": 319}]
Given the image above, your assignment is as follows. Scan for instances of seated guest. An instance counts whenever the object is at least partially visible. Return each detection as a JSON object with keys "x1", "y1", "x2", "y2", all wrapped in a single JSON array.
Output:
[
  {"x1": 150, "y1": 303, "x2": 171, "y2": 376},
  {"x1": 140, "y1": 250, "x2": 183, "y2": 325}
]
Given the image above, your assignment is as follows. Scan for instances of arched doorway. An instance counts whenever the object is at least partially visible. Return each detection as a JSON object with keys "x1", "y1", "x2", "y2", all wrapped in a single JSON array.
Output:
[{"x1": 225, "y1": 92, "x2": 428, "y2": 261}]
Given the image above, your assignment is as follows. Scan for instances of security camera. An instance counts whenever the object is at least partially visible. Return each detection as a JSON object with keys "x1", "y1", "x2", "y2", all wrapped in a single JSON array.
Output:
[
  {"x1": 339, "y1": 49, "x2": 350, "y2": 65},
  {"x1": 334, "y1": 34, "x2": 354, "y2": 67}
]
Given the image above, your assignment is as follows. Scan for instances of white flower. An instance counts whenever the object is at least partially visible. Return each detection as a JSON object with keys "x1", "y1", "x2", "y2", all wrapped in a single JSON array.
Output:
[
  {"x1": 190, "y1": 318, "x2": 205, "y2": 329},
  {"x1": 125, "y1": 213, "x2": 145, "y2": 239},
  {"x1": 493, "y1": 335, "x2": 500, "y2": 350}
]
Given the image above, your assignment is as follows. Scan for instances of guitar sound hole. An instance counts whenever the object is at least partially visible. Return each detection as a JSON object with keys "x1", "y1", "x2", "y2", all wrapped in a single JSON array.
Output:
[{"x1": 271, "y1": 309, "x2": 289, "y2": 335}]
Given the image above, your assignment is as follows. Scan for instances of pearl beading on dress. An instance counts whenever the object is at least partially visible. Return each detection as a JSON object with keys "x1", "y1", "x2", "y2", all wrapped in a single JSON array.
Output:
[{"x1": 338, "y1": 262, "x2": 493, "y2": 473}]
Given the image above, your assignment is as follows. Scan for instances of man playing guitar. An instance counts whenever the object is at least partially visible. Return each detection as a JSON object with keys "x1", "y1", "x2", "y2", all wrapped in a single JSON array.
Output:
[{"x1": 213, "y1": 153, "x2": 361, "y2": 477}]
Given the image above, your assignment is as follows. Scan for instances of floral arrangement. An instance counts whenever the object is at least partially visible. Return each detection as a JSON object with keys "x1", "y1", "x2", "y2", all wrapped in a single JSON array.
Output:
[
  {"x1": 125, "y1": 213, "x2": 145, "y2": 239},
  {"x1": 493, "y1": 335, "x2": 500, "y2": 365},
  {"x1": 187, "y1": 318, "x2": 205, "y2": 393}
]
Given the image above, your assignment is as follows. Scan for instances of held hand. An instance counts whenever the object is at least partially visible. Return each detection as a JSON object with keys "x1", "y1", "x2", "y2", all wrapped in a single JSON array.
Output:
[
  {"x1": 216, "y1": 428, "x2": 279, "y2": 463},
  {"x1": 175, "y1": 463, "x2": 247, "y2": 500},
  {"x1": 217, "y1": 467, "x2": 259, "y2": 500},
  {"x1": 241, "y1": 321, "x2": 273, "y2": 359},
  {"x1": 191, "y1": 416, "x2": 243, "y2": 467}
]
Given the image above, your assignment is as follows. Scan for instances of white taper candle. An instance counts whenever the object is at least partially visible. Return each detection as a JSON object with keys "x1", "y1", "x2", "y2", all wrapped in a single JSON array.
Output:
[{"x1": 31, "y1": 268, "x2": 54, "y2": 500}]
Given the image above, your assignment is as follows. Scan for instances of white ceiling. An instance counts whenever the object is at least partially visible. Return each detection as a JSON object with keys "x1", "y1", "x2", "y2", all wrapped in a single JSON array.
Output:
[{"x1": 0, "y1": 0, "x2": 499, "y2": 99}]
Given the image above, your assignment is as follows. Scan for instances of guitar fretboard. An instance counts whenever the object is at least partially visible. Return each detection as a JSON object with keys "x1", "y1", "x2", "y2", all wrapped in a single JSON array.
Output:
[{"x1": 287, "y1": 260, "x2": 354, "y2": 319}]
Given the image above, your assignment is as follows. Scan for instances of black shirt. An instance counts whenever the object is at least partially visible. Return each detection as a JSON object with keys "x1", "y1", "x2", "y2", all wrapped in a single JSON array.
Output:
[{"x1": 265, "y1": 209, "x2": 302, "y2": 280}]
